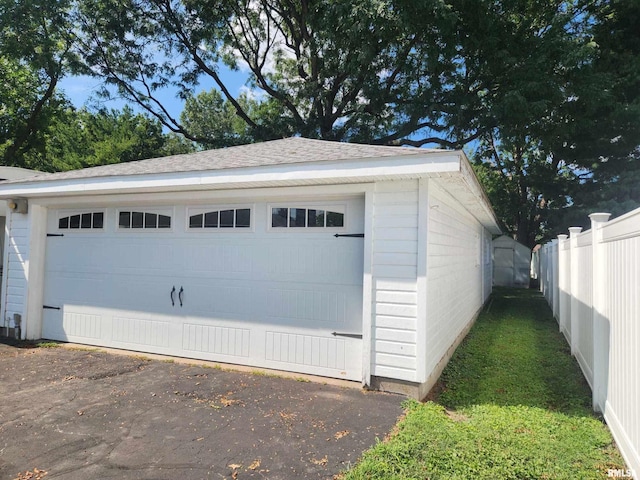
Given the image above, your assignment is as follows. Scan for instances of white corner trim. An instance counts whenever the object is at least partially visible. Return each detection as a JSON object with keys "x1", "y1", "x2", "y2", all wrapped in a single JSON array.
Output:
[
  {"x1": 24, "y1": 204, "x2": 47, "y2": 339},
  {"x1": 361, "y1": 186, "x2": 375, "y2": 386},
  {"x1": 416, "y1": 178, "x2": 429, "y2": 382}
]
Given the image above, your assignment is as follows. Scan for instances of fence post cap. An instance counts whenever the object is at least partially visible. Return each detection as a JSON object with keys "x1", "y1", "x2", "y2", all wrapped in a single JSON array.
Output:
[
  {"x1": 568, "y1": 227, "x2": 583, "y2": 236},
  {"x1": 588, "y1": 212, "x2": 611, "y2": 223},
  {"x1": 557, "y1": 234, "x2": 569, "y2": 240}
]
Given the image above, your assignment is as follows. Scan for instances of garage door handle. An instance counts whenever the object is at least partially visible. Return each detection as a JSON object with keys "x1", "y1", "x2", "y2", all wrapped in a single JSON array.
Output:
[
  {"x1": 178, "y1": 286, "x2": 184, "y2": 307},
  {"x1": 170, "y1": 286, "x2": 176, "y2": 306}
]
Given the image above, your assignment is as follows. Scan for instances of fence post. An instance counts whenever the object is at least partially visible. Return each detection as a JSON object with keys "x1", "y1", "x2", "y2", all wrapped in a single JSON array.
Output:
[
  {"x1": 589, "y1": 212, "x2": 611, "y2": 413},
  {"x1": 557, "y1": 234, "x2": 569, "y2": 334},
  {"x1": 568, "y1": 227, "x2": 582, "y2": 355},
  {"x1": 551, "y1": 239, "x2": 560, "y2": 321}
]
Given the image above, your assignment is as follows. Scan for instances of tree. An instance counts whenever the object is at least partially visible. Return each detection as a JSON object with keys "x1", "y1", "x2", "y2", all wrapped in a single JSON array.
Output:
[
  {"x1": 0, "y1": 0, "x2": 83, "y2": 167},
  {"x1": 25, "y1": 106, "x2": 195, "y2": 172},
  {"x1": 51, "y1": 0, "x2": 640, "y2": 244},
  {"x1": 72, "y1": 0, "x2": 482, "y2": 146},
  {"x1": 470, "y1": 0, "x2": 640, "y2": 246}
]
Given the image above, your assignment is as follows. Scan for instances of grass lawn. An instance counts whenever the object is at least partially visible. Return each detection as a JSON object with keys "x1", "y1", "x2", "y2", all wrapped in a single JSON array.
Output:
[{"x1": 344, "y1": 288, "x2": 626, "y2": 480}]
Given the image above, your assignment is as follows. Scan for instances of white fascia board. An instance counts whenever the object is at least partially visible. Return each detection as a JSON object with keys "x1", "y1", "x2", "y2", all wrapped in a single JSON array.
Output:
[
  {"x1": 0, "y1": 153, "x2": 462, "y2": 199},
  {"x1": 458, "y1": 153, "x2": 502, "y2": 234}
]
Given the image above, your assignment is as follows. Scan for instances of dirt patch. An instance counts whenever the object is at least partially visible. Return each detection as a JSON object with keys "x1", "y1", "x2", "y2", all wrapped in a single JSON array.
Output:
[{"x1": 424, "y1": 376, "x2": 447, "y2": 402}]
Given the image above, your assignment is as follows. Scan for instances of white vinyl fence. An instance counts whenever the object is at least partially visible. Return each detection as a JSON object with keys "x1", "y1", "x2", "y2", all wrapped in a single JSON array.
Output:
[{"x1": 538, "y1": 209, "x2": 640, "y2": 479}]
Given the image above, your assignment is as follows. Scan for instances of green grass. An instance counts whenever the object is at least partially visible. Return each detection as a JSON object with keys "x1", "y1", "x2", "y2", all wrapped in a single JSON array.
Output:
[
  {"x1": 36, "y1": 341, "x2": 60, "y2": 348},
  {"x1": 345, "y1": 288, "x2": 626, "y2": 480}
]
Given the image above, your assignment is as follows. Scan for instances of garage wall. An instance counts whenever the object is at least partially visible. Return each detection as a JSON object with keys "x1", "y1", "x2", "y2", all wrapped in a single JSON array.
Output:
[
  {"x1": 371, "y1": 180, "x2": 419, "y2": 382},
  {"x1": 1, "y1": 210, "x2": 30, "y2": 331},
  {"x1": 423, "y1": 180, "x2": 486, "y2": 379}
]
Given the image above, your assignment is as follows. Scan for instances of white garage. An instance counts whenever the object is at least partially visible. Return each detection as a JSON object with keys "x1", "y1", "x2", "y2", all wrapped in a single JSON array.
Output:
[{"x1": 0, "y1": 138, "x2": 500, "y2": 397}]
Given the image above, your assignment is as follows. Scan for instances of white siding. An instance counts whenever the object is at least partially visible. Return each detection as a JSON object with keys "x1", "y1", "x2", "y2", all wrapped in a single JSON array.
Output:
[
  {"x1": 424, "y1": 180, "x2": 485, "y2": 378},
  {"x1": 371, "y1": 181, "x2": 419, "y2": 381},
  {"x1": 1, "y1": 211, "x2": 30, "y2": 329}
]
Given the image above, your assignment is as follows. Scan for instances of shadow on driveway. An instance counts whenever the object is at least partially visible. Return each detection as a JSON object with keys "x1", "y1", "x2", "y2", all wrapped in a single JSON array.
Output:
[{"x1": 0, "y1": 343, "x2": 404, "y2": 479}]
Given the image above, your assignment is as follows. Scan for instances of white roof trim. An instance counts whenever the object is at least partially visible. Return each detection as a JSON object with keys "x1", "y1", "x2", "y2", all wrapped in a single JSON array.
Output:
[
  {"x1": 0, "y1": 145, "x2": 501, "y2": 234},
  {"x1": 0, "y1": 153, "x2": 461, "y2": 198}
]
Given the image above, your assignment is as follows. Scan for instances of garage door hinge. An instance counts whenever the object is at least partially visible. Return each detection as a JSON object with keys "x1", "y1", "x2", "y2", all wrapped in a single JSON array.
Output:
[
  {"x1": 331, "y1": 331, "x2": 363, "y2": 339},
  {"x1": 46, "y1": 233, "x2": 64, "y2": 237},
  {"x1": 334, "y1": 233, "x2": 364, "y2": 238},
  {"x1": 43, "y1": 305, "x2": 61, "y2": 310}
]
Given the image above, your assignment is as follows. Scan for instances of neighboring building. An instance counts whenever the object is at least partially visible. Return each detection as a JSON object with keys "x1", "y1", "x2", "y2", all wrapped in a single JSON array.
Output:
[
  {"x1": 0, "y1": 138, "x2": 500, "y2": 398},
  {"x1": 493, "y1": 235, "x2": 532, "y2": 288}
]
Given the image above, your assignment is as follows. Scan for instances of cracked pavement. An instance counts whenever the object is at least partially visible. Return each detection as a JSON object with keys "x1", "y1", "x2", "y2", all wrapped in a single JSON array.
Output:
[{"x1": 0, "y1": 342, "x2": 404, "y2": 479}]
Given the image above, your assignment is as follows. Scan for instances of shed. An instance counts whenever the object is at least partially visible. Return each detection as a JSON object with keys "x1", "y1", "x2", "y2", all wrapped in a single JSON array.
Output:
[
  {"x1": 0, "y1": 138, "x2": 500, "y2": 398},
  {"x1": 493, "y1": 235, "x2": 532, "y2": 288}
]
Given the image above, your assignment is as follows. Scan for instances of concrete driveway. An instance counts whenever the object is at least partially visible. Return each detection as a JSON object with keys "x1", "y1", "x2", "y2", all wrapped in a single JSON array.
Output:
[{"x1": 0, "y1": 341, "x2": 404, "y2": 479}]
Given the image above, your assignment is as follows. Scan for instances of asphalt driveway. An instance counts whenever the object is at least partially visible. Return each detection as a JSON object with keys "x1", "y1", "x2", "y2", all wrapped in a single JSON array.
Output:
[{"x1": 0, "y1": 342, "x2": 404, "y2": 479}]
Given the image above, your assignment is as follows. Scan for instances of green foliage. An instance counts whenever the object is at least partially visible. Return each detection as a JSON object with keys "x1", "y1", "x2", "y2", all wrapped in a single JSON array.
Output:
[
  {"x1": 472, "y1": 0, "x2": 640, "y2": 245},
  {"x1": 69, "y1": 0, "x2": 640, "y2": 242},
  {"x1": 180, "y1": 89, "x2": 290, "y2": 148},
  {"x1": 24, "y1": 107, "x2": 195, "y2": 172},
  {"x1": 2, "y1": 0, "x2": 638, "y2": 240},
  {"x1": 0, "y1": 0, "x2": 82, "y2": 166},
  {"x1": 70, "y1": 0, "x2": 489, "y2": 146},
  {"x1": 345, "y1": 288, "x2": 625, "y2": 480}
]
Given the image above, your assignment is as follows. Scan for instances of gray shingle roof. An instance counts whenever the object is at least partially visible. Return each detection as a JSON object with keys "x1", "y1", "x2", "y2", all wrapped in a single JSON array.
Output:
[{"x1": 8, "y1": 137, "x2": 443, "y2": 185}]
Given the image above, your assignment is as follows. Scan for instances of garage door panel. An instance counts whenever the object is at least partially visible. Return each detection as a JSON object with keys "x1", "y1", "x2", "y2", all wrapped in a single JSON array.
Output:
[
  {"x1": 114, "y1": 242, "x2": 177, "y2": 273},
  {"x1": 179, "y1": 280, "x2": 255, "y2": 318},
  {"x1": 62, "y1": 310, "x2": 103, "y2": 340},
  {"x1": 45, "y1": 273, "x2": 177, "y2": 315},
  {"x1": 179, "y1": 280, "x2": 362, "y2": 330},
  {"x1": 182, "y1": 322, "x2": 251, "y2": 357},
  {"x1": 265, "y1": 331, "x2": 346, "y2": 369},
  {"x1": 43, "y1": 197, "x2": 364, "y2": 381},
  {"x1": 179, "y1": 240, "x2": 362, "y2": 284},
  {"x1": 112, "y1": 315, "x2": 171, "y2": 348},
  {"x1": 44, "y1": 273, "x2": 105, "y2": 306},
  {"x1": 44, "y1": 307, "x2": 185, "y2": 353},
  {"x1": 47, "y1": 239, "x2": 180, "y2": 277},
  {"x1": 262, "y1": 241, "x2": 363, "y2": 284},
  {"x1": 185, "y1": 243, "x2": 254, "y2": 274},
  {"x1": 265, "y1": 285, "x2": 362, "y2": 328},
  {"x1": 46, "y1": 240, "x2": 105, "y2": 273}
]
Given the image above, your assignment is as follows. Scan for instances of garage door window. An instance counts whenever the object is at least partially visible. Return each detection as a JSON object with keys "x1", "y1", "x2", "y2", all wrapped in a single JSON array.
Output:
[
  {"x1": 188, "y1": 208, "x2": 251, "y2": 229},
  {"x1": 118, "y1": 210, "x2": 172, "y2": 229},
  {"x1": 271, "y1": 207, "x2": 344, "y2": 228},
  {"x1": 58, "y1": 212, "x2": 104, "y2": 230}
]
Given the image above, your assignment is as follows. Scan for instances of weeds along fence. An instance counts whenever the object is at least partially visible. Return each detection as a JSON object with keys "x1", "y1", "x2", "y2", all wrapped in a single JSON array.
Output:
[{"x1": 538, "y1": 208, "x2": 640, "y2": 478}]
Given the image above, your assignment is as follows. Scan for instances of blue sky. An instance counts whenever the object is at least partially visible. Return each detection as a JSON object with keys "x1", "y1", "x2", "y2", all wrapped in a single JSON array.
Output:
[{"x1": 58, "y1": 64, "x2": 251, "y2": 120}]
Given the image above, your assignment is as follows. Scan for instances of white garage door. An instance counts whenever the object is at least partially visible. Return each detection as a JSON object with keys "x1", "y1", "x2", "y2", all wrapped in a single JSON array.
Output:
[{"x1": 42, "y1": 198, "x2": 365, "y2": 380}]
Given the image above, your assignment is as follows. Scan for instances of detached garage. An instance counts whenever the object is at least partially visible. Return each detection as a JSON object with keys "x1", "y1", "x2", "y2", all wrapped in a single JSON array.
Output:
[{"x1": 0, "y1": 138, "x2": 499, "y2": 398}]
